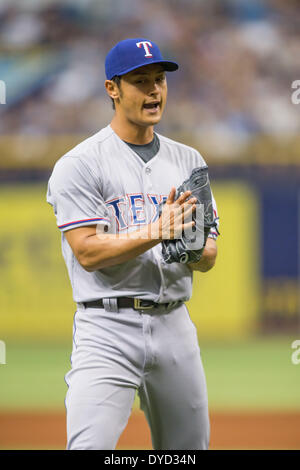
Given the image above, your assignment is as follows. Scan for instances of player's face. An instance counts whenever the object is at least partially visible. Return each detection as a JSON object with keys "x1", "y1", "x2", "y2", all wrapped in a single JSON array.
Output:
[{"x1": 116, "y1": 64, "x2": 167, "y2": 127}]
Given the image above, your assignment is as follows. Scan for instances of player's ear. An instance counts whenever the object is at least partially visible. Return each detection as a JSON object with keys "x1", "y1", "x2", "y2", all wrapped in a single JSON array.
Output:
[{"x1": 105, "y1": 80, "x2": 121, "y2": 102}]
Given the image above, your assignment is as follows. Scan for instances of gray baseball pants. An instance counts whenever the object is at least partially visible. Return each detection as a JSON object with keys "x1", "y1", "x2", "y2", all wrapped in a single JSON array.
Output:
[{"x1": 64, "y1": 301, "x2": 210, "y2": 450}]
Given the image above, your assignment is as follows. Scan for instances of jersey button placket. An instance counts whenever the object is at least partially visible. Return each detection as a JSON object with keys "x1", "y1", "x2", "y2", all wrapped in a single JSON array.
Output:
[{"x1": 143, "y1": 166, "x2": 153, "y2": 223}]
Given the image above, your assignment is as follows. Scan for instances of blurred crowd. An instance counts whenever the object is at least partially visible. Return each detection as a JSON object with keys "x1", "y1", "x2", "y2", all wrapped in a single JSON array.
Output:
[{"x1": 0, "y1": 0, "x2": 299, "y2": 158}]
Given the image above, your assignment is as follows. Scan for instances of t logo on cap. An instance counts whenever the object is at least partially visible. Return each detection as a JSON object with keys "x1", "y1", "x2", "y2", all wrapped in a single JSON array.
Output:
[
  {"x1": 105, "y1": 38, "x2": 178, "y2": 80},
  {"x1": 136, "y1": 41, "x2": 153, "y2": 58}
]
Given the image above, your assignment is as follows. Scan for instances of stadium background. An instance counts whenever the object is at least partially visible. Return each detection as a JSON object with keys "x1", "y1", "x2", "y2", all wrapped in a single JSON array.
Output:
[{"x1": 0, "y1": 0, "x2": 299, "y2": 449}]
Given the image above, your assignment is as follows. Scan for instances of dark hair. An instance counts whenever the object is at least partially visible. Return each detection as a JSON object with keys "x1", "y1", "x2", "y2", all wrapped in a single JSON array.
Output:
[{"x1": 111, "y1": 75, "x2": 121, "y2": 110}]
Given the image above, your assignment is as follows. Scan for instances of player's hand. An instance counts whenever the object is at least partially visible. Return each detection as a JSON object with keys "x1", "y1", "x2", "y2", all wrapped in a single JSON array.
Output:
[{"x1": 156, "y1": 188, "x2": 197, "y2": 240}]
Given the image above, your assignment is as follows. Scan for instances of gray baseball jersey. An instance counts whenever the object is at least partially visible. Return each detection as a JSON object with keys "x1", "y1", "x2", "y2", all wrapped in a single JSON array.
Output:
[
  {"x1": 47, "y1": 124, "x2": 219, "y2": 304},
  {"x1": 47, "y1": 124, "x2": 219, "y2": 450}
]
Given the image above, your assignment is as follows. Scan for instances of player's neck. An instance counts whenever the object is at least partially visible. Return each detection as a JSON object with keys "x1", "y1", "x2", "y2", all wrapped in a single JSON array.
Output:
[{"x1": 110, "y1": 115, "x2": 154, "y2": 145}]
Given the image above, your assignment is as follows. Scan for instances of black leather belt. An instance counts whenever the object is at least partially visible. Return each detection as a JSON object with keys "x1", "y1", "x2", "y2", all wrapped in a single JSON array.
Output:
[{"x1": 83, "y1": 297, "x2": 183, "y2": 311}]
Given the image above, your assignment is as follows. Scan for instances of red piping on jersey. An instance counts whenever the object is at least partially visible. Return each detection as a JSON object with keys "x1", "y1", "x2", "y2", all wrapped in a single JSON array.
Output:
[{"x1": 58, "y1": 218, "x2": 110, "y2": 229}]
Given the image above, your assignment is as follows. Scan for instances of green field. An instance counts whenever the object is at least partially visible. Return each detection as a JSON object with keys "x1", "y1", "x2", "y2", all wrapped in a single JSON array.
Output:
[{"x1": 0, "y1": 337, "x2": 299, "y2": 411}]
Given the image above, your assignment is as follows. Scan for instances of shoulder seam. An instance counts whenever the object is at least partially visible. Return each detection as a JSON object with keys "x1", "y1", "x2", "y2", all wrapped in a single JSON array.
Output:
[
  {"x1": 156, "y1": 133, "x2": 199, "y2": 152},
  {"x1": 97, "y1": 129, "x2": 114, "y2": 144},
  {"x1": 64, "y1": 127, "x2": 114, "y2": 156},
  {"x1": 55, "y1": 154, "x2": 101, "y2": 188}
]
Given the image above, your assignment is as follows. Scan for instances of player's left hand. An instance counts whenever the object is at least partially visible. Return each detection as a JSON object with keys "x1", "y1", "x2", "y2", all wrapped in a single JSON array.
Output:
[{"x1": 159, "y1": 166, "x2": 219, "y2": 264}]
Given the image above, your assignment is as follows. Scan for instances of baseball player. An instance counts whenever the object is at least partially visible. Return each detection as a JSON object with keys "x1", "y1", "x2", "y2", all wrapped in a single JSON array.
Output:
[{"x1": 47, "y1": 38, "x2": 219, "y2": 450}]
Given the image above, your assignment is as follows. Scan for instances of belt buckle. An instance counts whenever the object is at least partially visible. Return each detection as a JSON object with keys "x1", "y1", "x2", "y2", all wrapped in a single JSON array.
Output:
[{"x1": 134, "y1": 298, "x2": 154, "y2": 310}]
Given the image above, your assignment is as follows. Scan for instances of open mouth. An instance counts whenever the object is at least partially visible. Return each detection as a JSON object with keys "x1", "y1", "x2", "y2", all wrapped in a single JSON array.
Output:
[{"x1": 143, "y1": 101, "x2": 160, "y2": 110}]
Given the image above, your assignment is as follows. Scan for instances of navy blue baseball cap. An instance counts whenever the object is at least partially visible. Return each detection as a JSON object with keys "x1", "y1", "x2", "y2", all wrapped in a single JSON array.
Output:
[{"x1": 105, "y1": 38, "x2": 178, "y2": 80}]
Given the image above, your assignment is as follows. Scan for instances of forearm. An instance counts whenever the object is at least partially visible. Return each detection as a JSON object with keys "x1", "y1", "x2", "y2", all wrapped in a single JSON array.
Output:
[
  {"x1": 188, "y1": 238, "x2": 217, "y2": 272},
  {"x1": 66, "y1": 190, "x2": 196, "y2": 272},
  {"x1": 79, "y1": 224, "x2": 161, "y2": 271}
]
